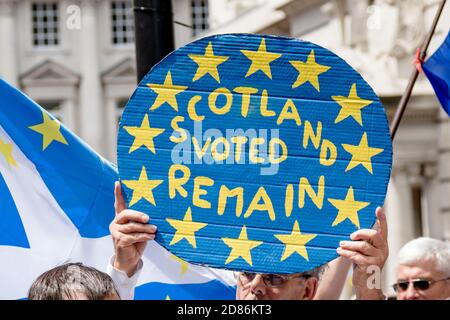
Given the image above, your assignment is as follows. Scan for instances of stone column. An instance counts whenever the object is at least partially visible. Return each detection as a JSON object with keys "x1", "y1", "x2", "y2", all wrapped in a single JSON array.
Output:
[
  {"x1": 420, "y1": 163, "x2": 439, "y2": 238},
  {"x1": 437, "y1": 109, "x2": 450, "y2": 241},
  {"x1": 61, "y1": 99, "x2": 76, "y2": 134},
  {"x1": 104, "y1": 96, "x2": 118, "y2": 163},
  {"x1": 348, "y1": 0, "x2": 369, "y2": 49},
  {"x1": 383, "y1": 165, "x2": 417, "y2": 292},
  {"x1": 172, "y1": 0, "x2": 192, "y2": 46},
  {"x1": 79, "y1": 0, "x2": 104, "y2": 155},
  {"x1": 0, "y1": 0, "x2": 18, "y2": 86}
]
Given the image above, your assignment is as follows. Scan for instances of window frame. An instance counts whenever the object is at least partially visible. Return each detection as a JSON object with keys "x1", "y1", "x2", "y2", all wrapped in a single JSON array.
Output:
[
  {"x1": 191, "y1": 0, "x2": 209, "y2": 36},
  {"x1": 22, "y1": 0, "x2": 70, "y2": 54},
  {"x1": 110, "y1": 0, "x2": 135, "y2": 47}
]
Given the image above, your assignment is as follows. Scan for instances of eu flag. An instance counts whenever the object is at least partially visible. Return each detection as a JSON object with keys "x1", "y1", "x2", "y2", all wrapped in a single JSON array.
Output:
[{"x1": 423, "y1": 31, "x2": 450, "y2": 116}]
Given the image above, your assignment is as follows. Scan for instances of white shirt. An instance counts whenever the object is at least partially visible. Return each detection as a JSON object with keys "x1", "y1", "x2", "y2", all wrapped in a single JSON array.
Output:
[{"x1": 106, "y1": 256, "x2": 143, "y2": 300}]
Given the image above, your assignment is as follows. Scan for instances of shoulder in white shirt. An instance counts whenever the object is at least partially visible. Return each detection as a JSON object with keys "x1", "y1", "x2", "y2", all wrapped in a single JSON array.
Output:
[{"x1": 106, "y1": 256, "x2": 143, "y2": 300}]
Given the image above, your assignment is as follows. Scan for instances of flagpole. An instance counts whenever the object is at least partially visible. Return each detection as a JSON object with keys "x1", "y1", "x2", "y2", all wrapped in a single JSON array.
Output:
[{"x1": 389, "y1": 0, "x2": 447, "y2": 140}]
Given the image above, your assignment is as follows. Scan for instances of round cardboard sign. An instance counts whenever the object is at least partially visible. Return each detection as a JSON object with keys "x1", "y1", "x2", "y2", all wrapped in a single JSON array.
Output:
[{"x1": 117, "y1": 34, "x2": 392, "y2": 274}]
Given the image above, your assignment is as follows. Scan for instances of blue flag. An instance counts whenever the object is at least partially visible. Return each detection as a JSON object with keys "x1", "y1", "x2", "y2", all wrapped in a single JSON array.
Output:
[
  {"x1": 423, "y1": 31, "x2": 450, "y2": 116},
  {"x1": 0, "y1": 78, "x2": 235, "y2": 299}
]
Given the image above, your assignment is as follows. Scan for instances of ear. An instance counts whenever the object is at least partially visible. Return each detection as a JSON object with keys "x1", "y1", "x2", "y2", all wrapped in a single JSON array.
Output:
[{"x1": 302, "y1": 277, "x2": 319, "y2": 300}]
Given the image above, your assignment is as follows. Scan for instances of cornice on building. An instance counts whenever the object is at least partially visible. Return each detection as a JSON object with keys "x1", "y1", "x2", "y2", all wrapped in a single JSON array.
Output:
[{"x1": 20, "y1": 59, "x2": 80, "y2": 87}]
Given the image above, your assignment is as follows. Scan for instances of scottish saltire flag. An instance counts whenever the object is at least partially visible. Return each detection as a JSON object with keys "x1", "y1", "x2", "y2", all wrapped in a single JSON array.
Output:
[
  {"x1": 423, "y1": 31, "x2": 450, "y2": 116},
  {"x1": 0, "y1": 78, "x2": 235, "y2": 300}
]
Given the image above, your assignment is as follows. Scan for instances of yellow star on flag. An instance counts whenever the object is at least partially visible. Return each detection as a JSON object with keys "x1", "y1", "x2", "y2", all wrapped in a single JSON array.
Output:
[
  {"x1": 342, "y1": 132, "x2": 384, "y2": 174},
  {"x1": 166, "y1": 207, "x2": 207, "y2": 249},
  {"x1": 121, "y1": 166, "x2": 163, "y2": 207},
  {"x1": 274, "y1": 221, "x2": 317, "y2": 262},
  {"x1": 222, "y1": 225, "x2": 263, "y2": 266},
  {"x1": 332, "y1": 83, "x2": 373, "y2": 126},
  {"x1": 29, "y1": 111, "x2": 68, "y2": 150},
  {"x1": 170, "y1": 254, "x2": 189, "y2": 276},
  {"x1": 147, "y1": 71, "x2": 188, "y2": 112},
  {"x1": 189, "y1": 42, "x2": 229, "y2": 83},
  {"x1": 328, "y1": 186, "x2": 370, "y2": 229},
  {"x1": 240, "y1": 38, "x2": 282, "y2": 79},
  {"x1": 290, "y1": 50, "x2": 330, "y2": 91},
  {"x1": 123, "y1": 114, "x2": 165, "y2": 154},
  {"x1": 0, "y1": 139, "x2": 17, "y2": 167}
]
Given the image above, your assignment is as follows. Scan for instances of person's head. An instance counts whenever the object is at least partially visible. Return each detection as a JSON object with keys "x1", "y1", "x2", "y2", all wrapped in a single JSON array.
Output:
[
  {"x1": 394, "y1": 237, "x2": 450, "y2": 300},
  {"x1": 28, "y1": 262, "x2": 120, "y2": 300},
  {"x1": 235, "y1": 265, "x2": 325, "y2": 300}
]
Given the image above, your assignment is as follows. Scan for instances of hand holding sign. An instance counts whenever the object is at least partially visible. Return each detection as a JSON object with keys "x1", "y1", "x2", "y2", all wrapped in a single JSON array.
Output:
[
  {"x1": 338, "y1": 207, "x2": 388, "y2": 299},
  {"x1": 117, "y1": 34, "x2": 392, "y2": 274},
  {"x1": 110, "y1": 181, "x2": 157, "y2": 277}
]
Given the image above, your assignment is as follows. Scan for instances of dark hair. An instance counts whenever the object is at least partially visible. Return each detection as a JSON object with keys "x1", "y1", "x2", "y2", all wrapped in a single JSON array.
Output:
[{"x1": 28, "y1": 263, "x2": 120, "y2": 300}]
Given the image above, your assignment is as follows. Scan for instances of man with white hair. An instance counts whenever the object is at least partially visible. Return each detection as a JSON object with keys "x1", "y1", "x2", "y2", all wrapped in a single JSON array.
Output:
[{"x1": 393, "y1": 237, "x2": 450, "y2": 300}]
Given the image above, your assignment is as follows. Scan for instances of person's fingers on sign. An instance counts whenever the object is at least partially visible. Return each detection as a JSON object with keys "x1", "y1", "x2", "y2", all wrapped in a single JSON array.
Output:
[
  {"x1": 337, "y1": 207, "x2": 389, "y2": 299},
  {"x1": 109, "y1": 181, "x2": 157, "y2": 277}
]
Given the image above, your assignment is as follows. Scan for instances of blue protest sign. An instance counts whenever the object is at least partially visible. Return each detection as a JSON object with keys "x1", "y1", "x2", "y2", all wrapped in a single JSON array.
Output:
[{"x1": 117, "y1": 34, "x2": 392, "y2": 274}]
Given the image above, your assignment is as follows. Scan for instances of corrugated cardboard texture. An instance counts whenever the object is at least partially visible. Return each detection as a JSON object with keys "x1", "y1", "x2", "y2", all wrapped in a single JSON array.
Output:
[{"x1": 117, "y1": 34, "x2": 392, "y2": 274}]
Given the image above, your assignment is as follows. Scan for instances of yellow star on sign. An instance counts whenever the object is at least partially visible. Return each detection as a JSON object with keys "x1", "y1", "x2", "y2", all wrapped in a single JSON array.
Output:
[
  {"x1": 170, "y1": 254, "x2": 189, "y2": 276},
  {"x1": 222, "y1": 225, "x2": 263, "y2": 266},
  {"x1": 290, "y1": 50, "x2": 330, "y2": 92},
  {"x1": 328, "y1": 186, "x2": 370, "y2": 229},
  {"x1": 240, "y1": 38, "x2": 282, "y2": 79},
  {"x1": 342, "y1": 132, "x2": 384, "y2": 174},
  {"x1": 166, "y1": 207, "x2": 207, "y2": 249},
  {"x1": 121, "y1": 166, "x2": 163, "y2": 207},
  {"x1": 147, "y1": 71, "x2": 188, "y2": 112},
  {"x1": 0, "y1": 139, "x2": 17, "y2": 167},
  {"x1": 189, "y1": 42, "x2": 229, "y2": 83},
  {"x1": 123, "y1": 114, "x2": 165, "y2": 154},
  {"x1": 29, "y1": 111, "x2": 68, "y2": 150},
  {"x1": 274, "y1": 221, "x2": 317, "y2": 262},
  {"x1": 332, "y1": 83, "x2": 373, "y2": 126}
]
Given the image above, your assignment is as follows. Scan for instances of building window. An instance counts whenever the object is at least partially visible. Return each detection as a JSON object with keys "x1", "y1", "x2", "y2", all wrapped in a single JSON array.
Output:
[
  {"x1": 111, "y1": 1, "x2": 134, "y2": 45},
  {"x1": 191, "y1": 0, "x2": 209, "y2": 36},
  {"x1": 32, "y1": 2, "x2": 59, "y2": 47}
]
